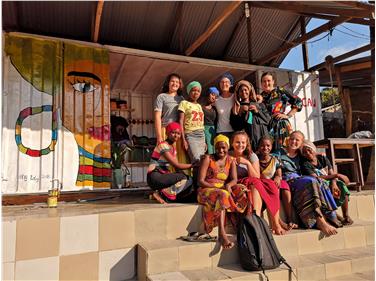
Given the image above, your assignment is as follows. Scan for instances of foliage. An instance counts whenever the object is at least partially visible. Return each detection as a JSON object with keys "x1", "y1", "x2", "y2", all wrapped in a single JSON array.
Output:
[
  {"x1": 111, "y1": 142, "x2": 131, "y2": 169},
  {"x1": 321, "y1": 87, "x2": 340, "y2": 108}
]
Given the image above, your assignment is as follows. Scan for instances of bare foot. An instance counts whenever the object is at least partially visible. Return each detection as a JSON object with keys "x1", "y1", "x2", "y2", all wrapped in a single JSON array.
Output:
[
  {"x1": 342, "y1": 216, "x2": 354, "y2": 226},
  {"x1": 316, "y1": 218, "x2": 338, "y2": 236},
  {"x1": 152, "y1": 192, "x2": 166, "y2": 204},
  {"x1": 279, "y1": 219, "x2": 293, "y2": 231},
  {"x1": 220, "y1": 235, "x2": 234, "y2": 250},
  {"x1": 272, "y1": 224, "x2": 286, "y2": 235}
]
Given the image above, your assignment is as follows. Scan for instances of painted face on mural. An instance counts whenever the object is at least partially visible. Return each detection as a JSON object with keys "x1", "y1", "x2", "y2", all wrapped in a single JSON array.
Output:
[{"x1": 64, "y1": 62, "x2": 110, "y2": 157}]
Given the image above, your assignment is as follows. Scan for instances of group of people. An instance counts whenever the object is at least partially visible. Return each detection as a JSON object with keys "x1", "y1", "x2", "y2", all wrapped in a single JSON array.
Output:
[{"x1": 147, "y1": 72, "x2": 353, "y2": 249}]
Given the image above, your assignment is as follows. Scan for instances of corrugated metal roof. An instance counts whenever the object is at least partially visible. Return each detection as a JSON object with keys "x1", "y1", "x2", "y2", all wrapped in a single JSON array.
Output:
[{"x1": 3, "y1": 1, "x2": 371, "y2": 67}]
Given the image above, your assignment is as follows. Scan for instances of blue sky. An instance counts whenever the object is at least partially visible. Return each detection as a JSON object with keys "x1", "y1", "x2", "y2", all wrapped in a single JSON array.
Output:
[{"x1": 280, "y1": 19, "x2": 371, "y2": 71}]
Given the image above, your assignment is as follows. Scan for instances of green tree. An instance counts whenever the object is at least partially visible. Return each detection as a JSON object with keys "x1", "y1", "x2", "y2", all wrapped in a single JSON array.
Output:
[{"x1": 320, "y1": 87, "x2": 340, "y2": 108}]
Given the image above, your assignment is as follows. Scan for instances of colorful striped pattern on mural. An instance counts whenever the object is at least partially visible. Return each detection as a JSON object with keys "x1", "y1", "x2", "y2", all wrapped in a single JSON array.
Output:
[
  {"x1": 15, "y1": 105, "x2": 58, "y2": 157},
  {"x1": 77, "y1": 146, "x2": 111, "y2": 188}
]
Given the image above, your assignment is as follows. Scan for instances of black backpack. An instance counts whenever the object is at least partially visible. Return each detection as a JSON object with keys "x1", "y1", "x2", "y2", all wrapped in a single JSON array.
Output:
[{"x1": 237, "y1": 211, "x2": 294, "y2": 280}]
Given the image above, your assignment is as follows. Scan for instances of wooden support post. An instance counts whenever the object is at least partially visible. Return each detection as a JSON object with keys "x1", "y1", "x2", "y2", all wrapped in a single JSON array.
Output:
[
  {"x1": 92, "y1": 0, "x2": 104, "y2": 43},
  {"x1": 245, "y1": 2, "x2": 253, "y2": 64},
  {"x1": 255, "y1": 16, "x2": 351, "y2": 65},
  {"x1": 336, "y1": 70, "x2": 353, "y2": 136},
  {"x1": 185, "y1": 1, "x2": 242, "y2": 56},
  {"x1": 300, "y1": 16, "x2": 309, "y2": 70}
]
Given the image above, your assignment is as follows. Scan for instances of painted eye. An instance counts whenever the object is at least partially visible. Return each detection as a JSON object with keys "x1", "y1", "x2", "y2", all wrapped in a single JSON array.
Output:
[{"x1": 72, "y1": 82, "x2": 96, "y2": 93}]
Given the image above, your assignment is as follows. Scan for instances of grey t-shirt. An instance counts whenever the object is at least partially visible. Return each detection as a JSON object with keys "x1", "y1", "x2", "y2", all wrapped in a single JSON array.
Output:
[
  {"x1": 154, "y1": 93, "x2": 184, "y2": 127},
  {"x1": 215, "y1": 95, "x2": 234, "y2": 133}
]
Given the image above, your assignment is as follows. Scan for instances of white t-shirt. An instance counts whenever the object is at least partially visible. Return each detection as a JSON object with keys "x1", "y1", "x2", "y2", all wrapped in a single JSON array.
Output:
[{"x1": 215, "y1": 95, "x2": 235, "y2": 133}]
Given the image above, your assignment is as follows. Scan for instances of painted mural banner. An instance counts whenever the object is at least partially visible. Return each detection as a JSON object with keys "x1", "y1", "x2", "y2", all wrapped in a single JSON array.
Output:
[{"x1": 2, "y1": 34, "x2": 111, "y2": 193}]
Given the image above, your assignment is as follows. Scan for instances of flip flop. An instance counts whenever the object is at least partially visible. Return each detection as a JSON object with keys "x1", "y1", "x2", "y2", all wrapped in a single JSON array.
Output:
[{"x1": 179, "y1": 232, "x2": 217, "y2": 242}]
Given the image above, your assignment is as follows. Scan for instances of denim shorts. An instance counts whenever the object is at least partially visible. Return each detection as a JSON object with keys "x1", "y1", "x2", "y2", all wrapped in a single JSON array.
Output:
[{"x1": 185, "y1": 130, "x2": 206, "y2": 162}]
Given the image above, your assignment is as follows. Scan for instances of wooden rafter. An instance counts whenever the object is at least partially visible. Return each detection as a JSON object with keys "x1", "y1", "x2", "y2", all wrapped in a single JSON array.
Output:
[
  {"x1": 185, "y1": 1, "x2": 242, "y2": 56},
  {"x1": 251, "y1": 1, "x2": 372, "y2": 19},
  {"x1": 92, "y1": 0, "x2": 104, "y2": 43},
  {"x1": 255, "y1": 16, "x2": 351, "y2": 66},
  {"x1": 299, "y1": 13, "x2": 374, "y2": 26},
  {"x1": 309, "y1": 43, "x2": 375, "y2": 71},
  {"x1": 337, "y1": 1, "x2": 375, "y2": 12}
]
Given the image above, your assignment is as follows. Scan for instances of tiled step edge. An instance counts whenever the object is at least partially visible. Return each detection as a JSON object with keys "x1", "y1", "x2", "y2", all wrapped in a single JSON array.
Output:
[
  {"x1": 147, "y1": 246, "x2": 374, "y2": 281},
  {"x1": 138, "y1": 220, "x2": 374, "y2": 279}
]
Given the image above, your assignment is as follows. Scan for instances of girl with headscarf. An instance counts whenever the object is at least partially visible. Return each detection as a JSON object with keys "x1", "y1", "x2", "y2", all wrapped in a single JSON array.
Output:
[
  {"x1": 230, "y1": 80, "x2": 271, "y2": 152},
  {"x1": 215, "y1": 72, "x2": 235, "y2": 139},
  {"x1": 197, "y1": 134, "x2": 250, "y2": 249},
  {"x1": 301, "y1": 140, "x2": 353, "y2": 225},
  {"x1": 260, "y1": 72, "x2": 303, "y2": 151},
  {"x1": 202, "y1": 87, "x2": 219, "y2": 155},
  {"x1": 178, "y1": 81, "x2": 206, "y2": 163},
  {"x1": 147, "y1": 122, "x2": 194, "y2": 204}
]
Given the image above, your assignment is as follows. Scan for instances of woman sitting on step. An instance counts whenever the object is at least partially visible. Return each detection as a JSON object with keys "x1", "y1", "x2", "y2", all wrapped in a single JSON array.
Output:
[
  {"x1": 147, "y1": 122, "x2": 195, "y2": 203},
  {"x1": 197, "y1": 134, "x2": 250, "y2": 249},
  {"x1": 275, "y1": 131, "x2": 339, "y2": 236},
  {"x1": 300, "y1": 140, "x2": 353, "y2": 226}
]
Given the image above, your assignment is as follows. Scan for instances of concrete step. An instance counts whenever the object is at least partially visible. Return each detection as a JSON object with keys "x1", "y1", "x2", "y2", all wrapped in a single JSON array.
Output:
[
  {"x1": 325, "y1": 270, "x2": 374, "y2": 280},
  {"x1": 147, "y1": 246, "x2": 374, "y2": 281},
  {"x1": 137, "y1": 191, "x2": 374, "y2": 245},
  {"x1": 138, "y1": 219, "x2": 374, "y2": 280}
]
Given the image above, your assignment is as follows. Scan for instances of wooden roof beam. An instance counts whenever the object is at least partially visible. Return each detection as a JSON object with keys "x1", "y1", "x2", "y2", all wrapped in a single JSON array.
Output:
[
  {"x1": 251, "y1": 1, "x2": 372, "y2": 19},
  {"x1": 92, "y1": 0, "x2": 104, "y2": 43},
  {"x1": 336, "y1": 1, "x2": 375, "y2": 12},
  {"x1": 185, "y1": 1, "x2": 242, "y2": 56},
  {"x1": 255, "y1": 16, "x2": 351, "y2": 66},
  {"x1": 309, "y1": 43, "x2": 375, "y2": 71},
  {"x1": 300, "y1": 13, "x2": 374, "y2": 27}
]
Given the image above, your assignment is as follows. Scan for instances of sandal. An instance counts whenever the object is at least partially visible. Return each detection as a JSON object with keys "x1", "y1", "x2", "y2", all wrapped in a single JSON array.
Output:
[{"x1": 179, "y1": 232, "x2": 217, "y2": 242}]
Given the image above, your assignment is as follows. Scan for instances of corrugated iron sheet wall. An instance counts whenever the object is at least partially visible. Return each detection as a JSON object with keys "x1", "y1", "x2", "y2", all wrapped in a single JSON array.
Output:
[{"x1": 2, "y1": 34, "x2": 111, "y2": 194}]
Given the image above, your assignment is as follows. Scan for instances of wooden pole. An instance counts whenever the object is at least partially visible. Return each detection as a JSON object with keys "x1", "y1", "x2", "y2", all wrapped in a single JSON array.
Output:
[
  {"x1": 92, "y1": 0, "x2": 104, "y2": 43},
  {"x1": 300, "y1": 16, "x2": 309, "y2": 70},
  {"x1": 245, "y1": 2, "x2": 252, "y2": 64},
  {"x1": 250, "y1": 1, "x2": 372, "y2": 19},
  {"x1": 255, "y1": 16, "x2": 351, "y2": 65},
  {"x1": 185, "y1": 1, "x2": 242, "y2": 56}
]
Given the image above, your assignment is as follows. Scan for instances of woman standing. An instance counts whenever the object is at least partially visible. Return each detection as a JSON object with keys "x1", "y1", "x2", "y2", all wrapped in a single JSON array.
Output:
[
  {"x1": 215, "y1": 73, "x2": 235, "y2": 138},
  {"x1": 260, "y1": 72, "x2": 303, "y2": 151},
  {"x1": 202, "y1": 87, "x2": 219, "y2": 155},
  {"x1": 154, "y1": 73, "x2": 189, "y2": 170},
  {"x1": 231, "y1": 80, "x2": 270, "y2": 152}
]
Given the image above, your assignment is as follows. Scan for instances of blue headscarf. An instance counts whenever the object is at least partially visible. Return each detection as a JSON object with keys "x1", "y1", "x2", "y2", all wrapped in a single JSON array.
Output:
[
  {"x1": 219, "y1": 72, "x2": 234, "y2": 86},
  {"x1": 207, "y1": 86, "x2": 219, "y2": 96}
]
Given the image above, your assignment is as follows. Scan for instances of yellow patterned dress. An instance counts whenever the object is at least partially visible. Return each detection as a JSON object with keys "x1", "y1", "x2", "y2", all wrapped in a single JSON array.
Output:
[{"x1": 197, "y1": 155, "x2": 249, "y2": 233}]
